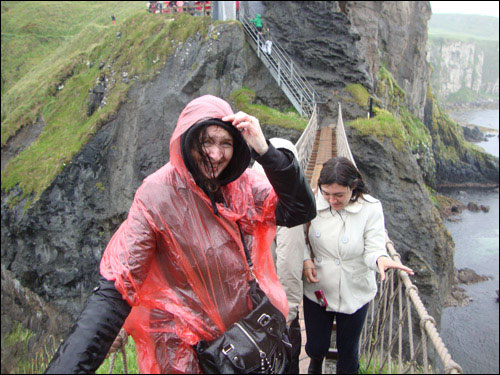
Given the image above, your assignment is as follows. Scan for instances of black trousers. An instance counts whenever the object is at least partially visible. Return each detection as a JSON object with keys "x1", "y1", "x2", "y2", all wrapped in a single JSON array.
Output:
[
  {"x1": 287, "y1": 314, "x2": 301, "y2": 374},
  {"x1": 303, "y1": 295, "x2": 369, "y2": 374}
]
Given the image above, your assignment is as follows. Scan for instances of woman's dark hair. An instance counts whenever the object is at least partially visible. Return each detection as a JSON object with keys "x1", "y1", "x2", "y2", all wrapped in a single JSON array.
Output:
[
  {"x1": 181, "y1": 118, "x2": 250, "y2": 194},
  {"x1": 318, "y1": 157, "x2": 369, "y2": 203}
]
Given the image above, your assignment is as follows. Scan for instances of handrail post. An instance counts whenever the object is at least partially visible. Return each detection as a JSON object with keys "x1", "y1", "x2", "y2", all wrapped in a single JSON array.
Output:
[
  {"x1": 278, "y1": 60, "x2": 281, "y2": 86},
  {"x1": 257, "y1": 33, "x2": 261, "y2": 58}
]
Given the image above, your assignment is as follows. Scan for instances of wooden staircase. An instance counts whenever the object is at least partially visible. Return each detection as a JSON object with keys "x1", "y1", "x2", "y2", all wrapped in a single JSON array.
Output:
[{"x1": 305, "y1": 125, "x2": 337, "y2": 190}]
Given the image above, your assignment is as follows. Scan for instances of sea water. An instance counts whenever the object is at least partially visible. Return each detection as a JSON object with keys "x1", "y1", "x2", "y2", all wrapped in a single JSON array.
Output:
[{"x1": 439, "y1": 109, "x2": 499, "y2": 374}]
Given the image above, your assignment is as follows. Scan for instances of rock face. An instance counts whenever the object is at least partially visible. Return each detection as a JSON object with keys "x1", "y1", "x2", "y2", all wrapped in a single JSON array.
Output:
[
  {"x1": 341, "y1": 1, "x2": 432, "y2": 119},
  {"x1": 428, "y1": 37, "x2": 499, "y2": 101},
  {"x1": 261, "y1": 1, "x2": 373, "y2": 123},
  {"x1": 262, "y1": 1, "x2": 431, "y2": 120},
  {"x1": 1, "y1": 22, "x2": 290, "y2": 321}
]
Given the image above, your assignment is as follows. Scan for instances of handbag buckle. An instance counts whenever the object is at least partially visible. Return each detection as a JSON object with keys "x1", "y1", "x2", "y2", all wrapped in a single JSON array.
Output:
[
  {"x1": 222, "y1": 343, "x2": 234, "y2": 355},
  {"x1": 257, "y1": 313, "x2": 271, "y2": 326}
]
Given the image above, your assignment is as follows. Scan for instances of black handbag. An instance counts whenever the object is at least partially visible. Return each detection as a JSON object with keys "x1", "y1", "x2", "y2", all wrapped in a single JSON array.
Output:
[{"x1": 195, "y1": 225, "x2": 291, "y2": 374}]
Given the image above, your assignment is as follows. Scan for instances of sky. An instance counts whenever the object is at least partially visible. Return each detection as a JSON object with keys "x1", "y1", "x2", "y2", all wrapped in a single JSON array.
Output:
[{"x1": 430, "y1": 1, "x2": 499, "y2": 17}]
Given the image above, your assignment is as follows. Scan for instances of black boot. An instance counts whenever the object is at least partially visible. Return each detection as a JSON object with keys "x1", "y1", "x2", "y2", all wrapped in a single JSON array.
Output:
[{"x1": 307, "y1": 356, "x2": 323, "y2": 374}]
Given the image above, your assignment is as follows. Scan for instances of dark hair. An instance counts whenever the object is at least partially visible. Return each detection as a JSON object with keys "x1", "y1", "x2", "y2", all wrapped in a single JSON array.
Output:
[
  {"x1": 318, "y1": 157, "x2": 369, "y2": 203},
  {"x1": 181, "y1": 118, "x2": 251, "y2": 193}
]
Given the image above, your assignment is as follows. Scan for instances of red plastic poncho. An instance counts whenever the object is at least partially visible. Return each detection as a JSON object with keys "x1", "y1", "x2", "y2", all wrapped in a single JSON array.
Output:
[{"x1": 100, "y1": 95, "x2": 288, "y2": 373}]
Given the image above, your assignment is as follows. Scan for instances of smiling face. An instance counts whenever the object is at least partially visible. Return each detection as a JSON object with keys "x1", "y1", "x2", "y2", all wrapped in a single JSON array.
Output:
[
  {"x1": 191, "y1": 125, "x2": 234, "y2": 179},
  {"x1": 319, "y1": 183, "x2": 353, "y2": 211}
]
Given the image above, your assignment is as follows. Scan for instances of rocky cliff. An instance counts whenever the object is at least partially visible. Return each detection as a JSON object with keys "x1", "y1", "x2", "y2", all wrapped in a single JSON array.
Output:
[
  {"x1": 428, "y1": 37, "x2": 499, "y2": 102},
  {"x1": 262, "y1": 1, "x2": 431, "y2": 120},
  {"x1": 426, "y1": 14, "x2": 499, "y2": 104}
]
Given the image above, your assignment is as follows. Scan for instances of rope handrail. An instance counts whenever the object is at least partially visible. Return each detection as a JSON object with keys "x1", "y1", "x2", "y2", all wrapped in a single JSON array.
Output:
[{"x1": 295, "y1": 104, "x2": 319, "y2": 172}]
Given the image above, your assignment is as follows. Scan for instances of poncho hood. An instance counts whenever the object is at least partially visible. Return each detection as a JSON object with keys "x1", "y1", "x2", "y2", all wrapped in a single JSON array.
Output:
[{"x1": 173, "y1": 95, "x2": 251, "y2": 188}]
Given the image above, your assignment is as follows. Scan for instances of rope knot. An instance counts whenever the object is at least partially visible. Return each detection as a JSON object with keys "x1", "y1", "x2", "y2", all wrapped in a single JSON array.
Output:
[
  {"x1": 419, "y1": 314, "x2": 436, "y2": 331},
  {"x1": 444, "y1": 362, "x2": 463, "y2": 374},
  {"x1": 107, "y1": 328, "x2": 128, "y2": 357}
]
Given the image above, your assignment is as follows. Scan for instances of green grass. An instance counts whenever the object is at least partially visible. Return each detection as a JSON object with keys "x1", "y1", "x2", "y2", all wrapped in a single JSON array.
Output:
[
  {"x1": 95, "y1": 336, "x2": 139, "y2": 374},
  {"x1": 230, "y1": 87, "x2": 308, "y2": 131},
  {"x1": 428, "y1": 14, "x2": 499, "y2": 42},
  {"x1": 377, "y1": 65, "x2": 405, "y2": 100},
  {"x1": 429, "y1": 95, "x2": 487, "y2": 163},
  {"x1": 1, "y1": 2, "x2": 146, "y2": 96},
  {"x1": 399, "y1": 106, "x2": 433, "y2": 153},
  {"x1": 2, "y1": 319, "x2": 139, "y2": 374},
  {"x1": 1, "y1": 2, "x2": 210, "y2": 202},
  {"x1": 1, "y1": 322, "x2": 34, "y2": 373},
  {"x1": 346, "y1": 83, "x2": 370, "y2": 107},
  {"x1": 359, "y1": 356, "x2": 431, "y2": 374},
  {"x1": 348, "y1": 108, "x2": 408, "y2": 151}
]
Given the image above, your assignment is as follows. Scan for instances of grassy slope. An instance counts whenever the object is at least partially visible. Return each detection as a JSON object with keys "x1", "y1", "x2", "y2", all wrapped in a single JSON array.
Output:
[
  {"x1": 428, "y1": 14, "x2": 499, "y2": 42},
  {"x1": 1, "y1": 1, "x2": 210, "y2": 201}
]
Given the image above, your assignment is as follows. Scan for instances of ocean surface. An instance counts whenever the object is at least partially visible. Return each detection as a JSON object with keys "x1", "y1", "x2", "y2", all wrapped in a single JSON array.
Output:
[{"x1": 439, "y1": 109, "x2": 499, "y2": 374}]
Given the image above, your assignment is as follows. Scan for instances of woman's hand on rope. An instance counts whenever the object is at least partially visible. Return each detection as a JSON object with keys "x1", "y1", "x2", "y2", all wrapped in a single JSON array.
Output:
[
  {"x1": 303, "y1": 259, "x2": 319, "y2": 283},
  {"x1": 222, "y1": 112, "x2": 269, "y2": 155},
  {"x1": 376, "y1": 256, "x2": 414, "y2": 281}
]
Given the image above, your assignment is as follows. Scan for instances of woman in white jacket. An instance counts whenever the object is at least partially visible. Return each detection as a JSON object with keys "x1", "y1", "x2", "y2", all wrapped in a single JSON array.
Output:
[{"x1": 303, "y1": 157, "x2": 414, "y2": 374}]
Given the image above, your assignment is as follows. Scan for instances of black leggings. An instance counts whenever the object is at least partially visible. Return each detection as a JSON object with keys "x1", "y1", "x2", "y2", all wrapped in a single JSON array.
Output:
[{"x1": 303, "y1": 295, "x2": 369, "y2": 374}]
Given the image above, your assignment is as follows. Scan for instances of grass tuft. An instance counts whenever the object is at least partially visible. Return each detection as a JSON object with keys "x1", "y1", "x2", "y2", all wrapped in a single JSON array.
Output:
[{"x1": 230, "y1": 87, "x2": 308, "y2": 131}]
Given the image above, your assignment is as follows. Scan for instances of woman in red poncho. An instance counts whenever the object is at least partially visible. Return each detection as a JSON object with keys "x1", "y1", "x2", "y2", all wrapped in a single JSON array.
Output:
[{"x1": 45, "y1": 95, "x2": 316, "y2": 374}]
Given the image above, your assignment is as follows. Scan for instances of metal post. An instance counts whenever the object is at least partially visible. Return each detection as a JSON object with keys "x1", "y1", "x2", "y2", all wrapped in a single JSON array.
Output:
[
  {"x1": 278, "y1": 60, "x2": 281, "y2": 86},
  {"x1": 257, "y1": 33, "x2": 260, "y2": 58}
]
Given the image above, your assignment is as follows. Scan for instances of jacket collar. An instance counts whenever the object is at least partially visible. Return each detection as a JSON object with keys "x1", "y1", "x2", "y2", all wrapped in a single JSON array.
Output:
[{"x1": 315, "y1": 189, "x2": 363, "y2": 214}]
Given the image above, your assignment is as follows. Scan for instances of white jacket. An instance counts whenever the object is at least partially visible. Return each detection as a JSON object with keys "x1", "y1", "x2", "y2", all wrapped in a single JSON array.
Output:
[
  {"x1": 303, "y1": 190, "x2": 388, "y2": 314},
  {"x1": 270, "y1": 224, "x2": 305, "y2": 321}
]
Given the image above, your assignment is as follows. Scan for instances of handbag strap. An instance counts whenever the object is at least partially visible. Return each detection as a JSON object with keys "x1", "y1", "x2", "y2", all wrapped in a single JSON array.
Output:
[
  {"x1": 236, "y1": 222, "x2": 255, "y2": 279},
  {"x1": 304, "y1": 186, "x2": 318, "y2": 261}
]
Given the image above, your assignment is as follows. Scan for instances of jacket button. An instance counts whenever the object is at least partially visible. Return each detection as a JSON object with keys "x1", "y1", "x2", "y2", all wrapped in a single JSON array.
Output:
[{"x1": 335, "y1": 259, "x2": 340, "y2": 265}]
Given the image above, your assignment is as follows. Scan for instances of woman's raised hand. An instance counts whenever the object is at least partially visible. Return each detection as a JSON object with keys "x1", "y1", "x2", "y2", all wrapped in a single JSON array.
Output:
[{"x1": 222, "y1": 112, "x2": 269, "y2": 155}]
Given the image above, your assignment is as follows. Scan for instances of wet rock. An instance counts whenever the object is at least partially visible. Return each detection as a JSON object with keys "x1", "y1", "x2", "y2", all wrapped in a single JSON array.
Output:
[
  {"x1": 462, "y1": 125, "x2": 487, "y2": 142},
  {"x1": 467, "y1": 202, "x2": 480, "y2": 212},
  {"x1": 444, "y1": 285, "x2": 472, "y2": 307},
  {"x1": 480, "y1": 205, "x2": 490, "y2": 213},
  {"x1": 456, "y1": 268, "x2": 491, "y2": 284},
  {"x1": 87, "y1": 82, "x2": 106, "y2": 116}
]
